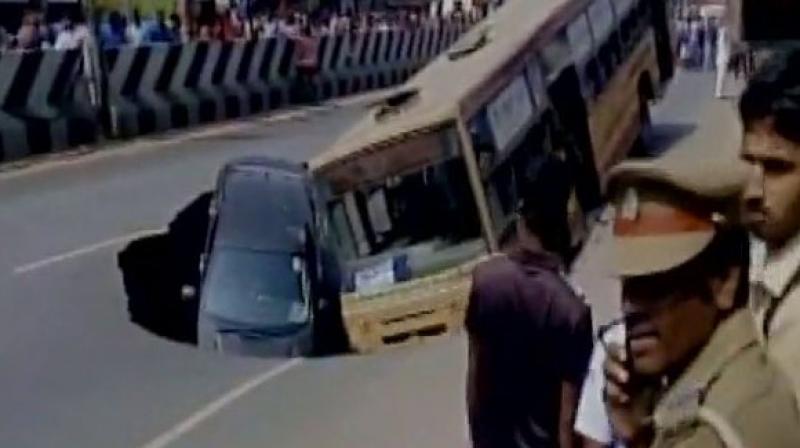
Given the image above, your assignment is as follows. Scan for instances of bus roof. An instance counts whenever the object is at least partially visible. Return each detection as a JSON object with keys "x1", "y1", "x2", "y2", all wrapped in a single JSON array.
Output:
[{"x1": 310, "y1": 0, "x2": 583, "y2": 175}]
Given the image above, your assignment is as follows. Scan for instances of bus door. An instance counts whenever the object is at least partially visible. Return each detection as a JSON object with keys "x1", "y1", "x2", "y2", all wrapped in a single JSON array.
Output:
[{"x1": 546, "y1": 66, "x2": 603, "y2": 213}]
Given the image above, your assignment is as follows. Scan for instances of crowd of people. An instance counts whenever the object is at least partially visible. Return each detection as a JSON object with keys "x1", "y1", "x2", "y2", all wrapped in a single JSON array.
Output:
[
  {"x1": 465, "y1": 46, "x2": 800, "y2": 448},
  {"x1": 677, "y1": 14, "x2": 719, "y2": 69},
  {"x1": 0, "y1": 3, "x2": 484, "y2": 53},
  {"x1": 0, "y1": 11, "x2": 92, "y2": 51},
  {"x1": 673, "y1": 7, "x2": 757, "y2": 100},
  {"x1": 0, "y1": 9, "x2": 183, "y2": 52}
]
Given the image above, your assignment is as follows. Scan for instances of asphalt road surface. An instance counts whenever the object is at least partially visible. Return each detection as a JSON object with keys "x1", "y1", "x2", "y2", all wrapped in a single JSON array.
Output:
[
  {"x1": 0, "y1": 100, "x2": 470, "y2": 448},
  {"x1": 0, "y1": 70, "x2": 718, "y2": 447}
]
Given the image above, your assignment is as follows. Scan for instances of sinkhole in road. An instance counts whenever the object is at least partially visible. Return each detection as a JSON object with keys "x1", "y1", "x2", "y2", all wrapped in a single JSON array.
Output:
[
  {"x1": 117, "y1": 192, "x2": 211, "y2": 346},
  {"x1": 116, "y1": 191, "x2": 349, "y2": 359}
]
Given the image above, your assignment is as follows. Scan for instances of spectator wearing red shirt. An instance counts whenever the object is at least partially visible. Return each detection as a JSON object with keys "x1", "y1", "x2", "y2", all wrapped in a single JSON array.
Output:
[{"x1": 293, "y1": 23, "x2": 320, "y2": 104}]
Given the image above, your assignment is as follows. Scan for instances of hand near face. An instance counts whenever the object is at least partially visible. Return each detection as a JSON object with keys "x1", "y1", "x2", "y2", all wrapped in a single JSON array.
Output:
[{"x1": 603, "y1": 342, "x2": 654, "y2": 448}]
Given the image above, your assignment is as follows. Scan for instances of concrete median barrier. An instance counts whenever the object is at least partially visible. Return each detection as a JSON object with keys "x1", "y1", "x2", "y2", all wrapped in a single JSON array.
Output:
[
  {"x1": 105, "y1": 44, "x2": 180, "y2": 137},
  {"x1": 316, "y1": 34, "x2": 337, "y2": 100},
  {"x1": 0, "y1": 16, "x2": 482, "y2": 164},
  {"x1": 0, "y1": 49, "x2": 97, "y2": 163},
  {"x1": 0, "y1": 52, "x2": 28, "y2": 161}
]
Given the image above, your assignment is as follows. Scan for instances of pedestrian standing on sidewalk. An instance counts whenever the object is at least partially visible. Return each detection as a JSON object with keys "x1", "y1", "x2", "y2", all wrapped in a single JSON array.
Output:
[
  {"x1": 601, "y1": 157, "x2": 800, "y2": 448},
  {"x1": 704, "y1": 17, "x2": 717, "y2": 72},
  {"x1": 686, "y1": 18, "x2": 701, "y2": 68},
  {"x1": 100, "y1": 11, "x2": 127, "y2": 48},
  {"x1": 143, "y1": 12, "x2": 174, "y2": 44},
  {"x1": 738, "y1": 47, "x2": 800, "y2": 402},
  {"x1": 54, "y1": 16, "x2": 78, "y2": 50},
  {"x1": 169, "y1": 14, "x2": 185, "y2": 43},
  {"x1": 695, "y1": 19, "x2": 706, "y2": 68},
  {"x1": 466, "y1": 155, "x2": 593, "y2": 448},
  {"x1": 16, "y1": 13, "x2": 42, "y2": 50},
  {"x1": 293, "y1": 24, "x2": 320, "y2": 104},
  {"x1": 714, "y1": 24, "x2": 729, "y2": 98},
  {"x1": 279, "y1": 14, "x2": 300, "y2": 38},
  {"x1": 676, "y1": 19, "x2": 690, "y2": 67}
]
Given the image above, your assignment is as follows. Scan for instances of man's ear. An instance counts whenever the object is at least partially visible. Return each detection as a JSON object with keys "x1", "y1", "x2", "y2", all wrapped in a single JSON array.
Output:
[{"x1": 711, "y1": 265, "x2": 742, "y2": 311}]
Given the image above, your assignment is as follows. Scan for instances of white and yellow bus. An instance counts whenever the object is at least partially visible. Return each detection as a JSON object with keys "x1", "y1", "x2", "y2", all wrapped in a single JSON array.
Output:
[{"x1": 310, "y1": 0, "x2": 676, "y2": 353}]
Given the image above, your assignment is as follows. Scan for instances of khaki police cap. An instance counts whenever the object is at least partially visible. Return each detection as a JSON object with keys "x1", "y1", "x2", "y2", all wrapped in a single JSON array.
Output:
[{"x1": 606, "y1": 102, "x2": 748, "y2": 277}]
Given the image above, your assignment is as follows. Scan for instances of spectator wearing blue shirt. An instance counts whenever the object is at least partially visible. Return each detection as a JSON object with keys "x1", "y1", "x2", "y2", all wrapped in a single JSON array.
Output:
[
  {"x1": 143, "y1": 12, "x2": 175, "y2": 44},
  {"x1": 100, "y1": 11, "x2": 127, "y2": 48}
]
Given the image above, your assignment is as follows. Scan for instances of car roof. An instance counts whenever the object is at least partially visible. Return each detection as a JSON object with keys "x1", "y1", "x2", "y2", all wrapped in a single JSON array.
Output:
[
  {"x1": 214, "y1": 158, "x2": 312, "y2": 252},
  {"x1": 221, "y1": 156, "x2": 307, "y2": 176}
]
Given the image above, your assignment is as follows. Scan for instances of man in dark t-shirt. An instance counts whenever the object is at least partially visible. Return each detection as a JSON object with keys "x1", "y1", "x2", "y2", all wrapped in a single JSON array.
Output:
[{"x1": 466, "y1": 156, "x2": 593, "y2": 448}]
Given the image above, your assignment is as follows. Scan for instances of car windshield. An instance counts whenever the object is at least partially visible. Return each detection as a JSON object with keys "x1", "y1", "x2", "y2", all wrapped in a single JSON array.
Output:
[
  {"x1": 202, "y1": 248, "x2": 308, "y2": 328},
  {"x1": 216, "y1": 168, "x2": 311, "y2": 252}
]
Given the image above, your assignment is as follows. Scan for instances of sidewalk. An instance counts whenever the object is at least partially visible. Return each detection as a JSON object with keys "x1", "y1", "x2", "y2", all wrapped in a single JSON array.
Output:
[
  {"x1": 570, "y1": 69, "x2": 742, "y2": 328},
  {"x1": 647, "y1": 69, "x2": 717, "y2": 155}
]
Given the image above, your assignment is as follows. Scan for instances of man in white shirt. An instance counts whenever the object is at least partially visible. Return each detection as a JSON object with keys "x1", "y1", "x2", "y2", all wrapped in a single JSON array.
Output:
[
  {"x1": 739, "y1": 48, "x2": 800, "y2": 401},
  {"x1": 714, "y1": 25, "x2": 729, "y2": 98},
  {"x1": 54, "y1": 23, "x2": 77, "y2": 50},
  {"x1": 261, "y1": 16, "x2": 278, "y2": 38},
  {"x1": 54, "y1": 15, "x2": 90, "y2": 51}
]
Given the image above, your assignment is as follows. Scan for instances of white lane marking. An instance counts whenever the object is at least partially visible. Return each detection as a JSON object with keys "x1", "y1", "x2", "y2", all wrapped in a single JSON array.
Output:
[
  {"x1": 12, "y1": 228, "x2": 162, "y2": 275},
  {"x1": 138, "y1": 358, "x2": 303, "y2": 448}
]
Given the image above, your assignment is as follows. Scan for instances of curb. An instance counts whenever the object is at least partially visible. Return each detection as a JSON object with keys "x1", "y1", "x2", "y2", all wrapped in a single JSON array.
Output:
[{"x1": 0, "y1": 88, "x2": 391, "y2": 179}]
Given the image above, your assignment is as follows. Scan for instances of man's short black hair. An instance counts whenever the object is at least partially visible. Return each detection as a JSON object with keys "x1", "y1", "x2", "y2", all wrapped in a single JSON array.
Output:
[
  {"x1": 739, "y1": 47, "x2": 800, "y2": 144},
  {"x1": 517, "y1": 154, "x2": 572, "y2": 257}
]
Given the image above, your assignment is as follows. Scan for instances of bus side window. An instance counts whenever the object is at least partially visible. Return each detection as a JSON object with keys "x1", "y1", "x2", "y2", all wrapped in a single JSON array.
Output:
[
  {"x1": 512, "y1": 123, "x2": 547, "y2": 190},
  {"x1": 587, "y1": 0, "x2": 619, "y2": 87},
  {"x1": 493, "y1": 163, "x2": 516, "y2": 218},
  {"x1": 486, "y1": 116, "x2": 550, "y2": 236}
]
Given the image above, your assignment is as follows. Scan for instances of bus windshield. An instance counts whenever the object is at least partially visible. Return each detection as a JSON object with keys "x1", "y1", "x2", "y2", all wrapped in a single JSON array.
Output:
[{"x1": 327, "y1": 157, "x2": 484, "y2": 293}]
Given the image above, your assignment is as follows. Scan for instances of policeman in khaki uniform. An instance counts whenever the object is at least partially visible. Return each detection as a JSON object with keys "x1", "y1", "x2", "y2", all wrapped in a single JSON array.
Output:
[{"x1": 599, "y1": 154, "x2": 800, "y2": 448}]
